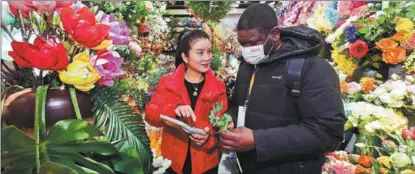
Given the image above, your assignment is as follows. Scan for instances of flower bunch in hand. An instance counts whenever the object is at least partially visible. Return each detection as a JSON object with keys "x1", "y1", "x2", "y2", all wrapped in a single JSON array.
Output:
[{"x1": 209, "y1": 102, "x2": 232, "y2": 134}]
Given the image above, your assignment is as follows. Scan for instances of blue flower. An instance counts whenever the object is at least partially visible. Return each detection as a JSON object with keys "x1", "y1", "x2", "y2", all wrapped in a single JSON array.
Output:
[
  {"x1": 324, "y1": 8, "x2": 340, "y2": 26},
  {"x1": 345, "y1": 26, "x2": 358, "y2": 43}
]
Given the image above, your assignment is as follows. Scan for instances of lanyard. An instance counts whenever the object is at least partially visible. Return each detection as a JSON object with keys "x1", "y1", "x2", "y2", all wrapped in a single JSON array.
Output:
[{"x1": 244, "y1": 66, "x2": 258, "y2": 107}]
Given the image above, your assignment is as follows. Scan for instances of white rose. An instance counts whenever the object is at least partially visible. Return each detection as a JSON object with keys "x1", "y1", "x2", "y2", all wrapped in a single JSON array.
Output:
[
  {"x1": 347, "y1": 82, "x2": 362, "y2": 94},
  {"x1": 390, "y1": 88, "x2": 406, "y2": 100},
  {"x1": 391, "y1": 74, "x2": 401, "y2": 80},
  {"x1": 364, "y1": 121, "x2": 382, "y2": 133},
  {"x1": 389, "y1": 100, "x2": 404, "y2": 108},
  {"x1": 373, "y1": 86, "x2": 387, "y2": 97},
  {"x1": 363, "y1": 94, "x2": 376, "y2": 102},
  {"x1": 379, "y1": 93, "x2": 394, "y2": 104}
]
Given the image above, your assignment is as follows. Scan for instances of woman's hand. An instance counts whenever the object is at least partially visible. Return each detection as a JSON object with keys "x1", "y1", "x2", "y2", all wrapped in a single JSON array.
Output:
[
  {"x1": 190, "y1": 127, "x2": 210, "y2": 146},
  {"x1": 175, "y1": 105, "x2": 196, "y2": 121}
]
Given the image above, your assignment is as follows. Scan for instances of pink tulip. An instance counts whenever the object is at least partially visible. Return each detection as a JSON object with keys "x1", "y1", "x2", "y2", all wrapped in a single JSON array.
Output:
[
  {"x1": 8, "y1": 0, "x2": 72, "y2": 14},
  {"x1": 7, "y1": 1, "x2": 34, "y2": 12}
]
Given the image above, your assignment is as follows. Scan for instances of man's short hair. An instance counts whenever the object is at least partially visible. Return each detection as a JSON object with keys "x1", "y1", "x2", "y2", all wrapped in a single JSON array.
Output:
[{"x1": 237, "y1": 4, "x2": 278, "y2": 34}]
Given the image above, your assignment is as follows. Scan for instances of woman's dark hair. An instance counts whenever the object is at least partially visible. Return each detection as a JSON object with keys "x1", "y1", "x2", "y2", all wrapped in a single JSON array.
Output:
[{"x1": 175, "y1": 30, "x2": 210, "y2": 68}]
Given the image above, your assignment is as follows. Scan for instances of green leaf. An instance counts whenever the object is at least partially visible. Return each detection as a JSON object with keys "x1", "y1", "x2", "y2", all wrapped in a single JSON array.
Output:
[
  {"x1": 47, "y1": 119, "x2": 103, "y2": 144},
  {"x1": 40, "y1": 162, "x2": 78, "y2": 174},
  {"x1": 48, "y1": 141, "x2": 118, "y2": 156},
  {"x1": 113, "y1": 156, "x2": 144, "y2": 174},
  {"x1": 358, "y1": 27, "x2": 370, "y2": 35},
  {"x1": 1, "y1": 126, "x2": 34, "y2": 151},
  {"x1": 51, "y1": 152, "x2": 114, "y2": 174},
  {"x1": 373, "y1": 63, "x2": 380, "y2": 69},
  {"x1": 91, "y1": 87, "x2": 152, "y2": 173}
]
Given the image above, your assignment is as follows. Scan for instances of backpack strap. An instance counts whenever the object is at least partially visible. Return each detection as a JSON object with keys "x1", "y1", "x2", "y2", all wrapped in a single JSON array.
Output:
[{"x1": 285, "y1": 56, "x2": 310, "y2": 97}]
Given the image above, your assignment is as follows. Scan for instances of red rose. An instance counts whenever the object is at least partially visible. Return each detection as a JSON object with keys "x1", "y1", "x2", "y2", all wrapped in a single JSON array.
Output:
[
  {"x1": 349, "y1": 40, "x2": 369, "y2": 59},
  {"x1": 352, "y1": 1, "x2": 366, "y2": 8}
]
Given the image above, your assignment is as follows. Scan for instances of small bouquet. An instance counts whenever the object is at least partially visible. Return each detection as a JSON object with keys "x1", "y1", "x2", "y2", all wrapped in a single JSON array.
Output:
[{"x1": 209, "y1": 102, "x2": 232, "y2": 134}]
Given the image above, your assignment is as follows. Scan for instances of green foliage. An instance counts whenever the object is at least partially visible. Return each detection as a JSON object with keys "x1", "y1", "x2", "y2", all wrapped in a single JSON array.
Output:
[
  {"x1": 91, "y1": 86, "x2": 153, "y2": 173},
  {"x1": 101, "y1": 1, "x2": 150, "y2": 28},
  {"x1": 186, "y1": 1, "x2": 232, "y2": 23},
  {"x1": 210, "y1": 49, "x2": 223, "y2": 71},
  {"x1": 1, "y1": 120, "x2": 118, "y2": 174}
]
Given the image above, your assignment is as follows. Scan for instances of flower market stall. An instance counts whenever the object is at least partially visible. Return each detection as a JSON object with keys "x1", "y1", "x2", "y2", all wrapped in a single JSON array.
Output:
[{"x1": 1, "y1": 1, "x2": 415, "y2": 174}]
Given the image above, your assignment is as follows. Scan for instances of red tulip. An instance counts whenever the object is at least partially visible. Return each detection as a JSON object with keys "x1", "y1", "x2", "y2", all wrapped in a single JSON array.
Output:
[
  {"x1": 8, "y1": 36, "x2": 69, "y2": 71},
  {"x1": 60, "y1": 7, "x2": 111, "y2": 48},
  {"x1": 402, "y1": 129, "x2": 415, "y2": 140}
]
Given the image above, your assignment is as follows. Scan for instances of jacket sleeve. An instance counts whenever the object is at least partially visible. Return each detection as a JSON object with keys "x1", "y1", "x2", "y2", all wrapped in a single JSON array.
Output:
[
  {"x1": 253, "y1": 58, "x2": 346, "y2": 162},
  {"x1": 145, "y1": 77, "x2": 182, "y2": 127},
  {"x1": 203, "y1": 81, "x2": 229, "y2": 150}
]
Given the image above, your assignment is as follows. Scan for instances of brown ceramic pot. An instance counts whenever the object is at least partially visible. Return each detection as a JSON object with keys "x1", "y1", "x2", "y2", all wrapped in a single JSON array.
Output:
[{"x1": 2, "y1": 87, "x2": 93, "y2": 128}]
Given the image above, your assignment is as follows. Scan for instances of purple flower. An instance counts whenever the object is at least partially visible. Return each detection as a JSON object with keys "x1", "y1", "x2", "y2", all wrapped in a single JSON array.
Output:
[
  {"x1": 345, "y1": 26, "x2": 358, "y2": 43},
  {"x1": 97, "y1": 12, "x2": 131, "y2": 45},
  {"x1": 91, "y1": 50, "x2": 125, "y2": 87}
]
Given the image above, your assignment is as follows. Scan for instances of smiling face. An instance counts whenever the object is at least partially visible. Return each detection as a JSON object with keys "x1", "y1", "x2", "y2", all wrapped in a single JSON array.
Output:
[{"x1": 181, "y1": 38, "x2": 212, "y2": 73}]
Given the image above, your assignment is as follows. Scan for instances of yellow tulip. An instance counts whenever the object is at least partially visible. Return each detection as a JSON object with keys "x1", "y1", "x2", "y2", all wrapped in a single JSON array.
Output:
[
  {"x1": 59, "y1": 51, "x2": 101, "y2": 92},
  {"x1": 377, "y1": 156, "x2": 392, "y2": 169},
  {"x1": 91, "y1": 40, "x2": 112, "y2": 50},
  {"x1": 396, "y1": 18, "x2": 414, "y2": 33}
]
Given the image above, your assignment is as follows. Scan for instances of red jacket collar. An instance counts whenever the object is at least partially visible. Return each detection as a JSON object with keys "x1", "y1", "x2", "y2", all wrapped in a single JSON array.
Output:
[{"x1": 166, "y1": 63, "x2": 218, "y2": 105}]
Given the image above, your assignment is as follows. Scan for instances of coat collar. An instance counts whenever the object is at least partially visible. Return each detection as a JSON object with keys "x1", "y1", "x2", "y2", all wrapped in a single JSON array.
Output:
[{"x1": 166, "y1": 63, "x2": 218, "y2": 105}]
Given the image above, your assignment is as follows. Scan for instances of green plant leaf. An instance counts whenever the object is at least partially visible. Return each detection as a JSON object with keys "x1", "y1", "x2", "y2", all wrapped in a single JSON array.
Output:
[
  {"x1": 1, "y1": 126, "x2": 34, "y2": 151},
  {"x1": 47, "y1": 119, "x2": 103, "y2": 144},
  {"x1": 2, "y1": 120, "x2": 116, "y2": 174},
  {"x1": 358, "y1": 27, "x2": 370, "y2": 35},
  {"x1": 40, "y1": 162, "x2": 78, "y2": 174},
  {"x1": 91, "y1": 86, "x2": 152, "y2": 173}
]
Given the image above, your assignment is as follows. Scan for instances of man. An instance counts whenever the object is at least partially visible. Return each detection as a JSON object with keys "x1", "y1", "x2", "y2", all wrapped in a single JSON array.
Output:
[{"x1": 220, "y1": 4, "x2": 345, "y2": 174}]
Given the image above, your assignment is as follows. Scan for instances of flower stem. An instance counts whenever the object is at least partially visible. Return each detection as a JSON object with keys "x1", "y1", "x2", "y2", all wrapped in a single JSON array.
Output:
[
  {"x1": 39, "y1": 70, "x2": 43, "y2": 85},
  {"x1": 69, "y1": 87, "x2": 83, "y2": 120},
  {"x1": 17, "y1": 10, "x2": 28, "y2": 42},
  {"x1": 1, "y1": 21, "x2": 15, "y2": 40},
  {"x1": 35, "y1": 85, "x2": 49, "y2": 174}
]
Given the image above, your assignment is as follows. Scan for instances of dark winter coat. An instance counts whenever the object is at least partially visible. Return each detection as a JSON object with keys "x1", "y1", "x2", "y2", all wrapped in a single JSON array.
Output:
[{"x1": 227, "y1": 26, "x2": 346, "y2": 174}]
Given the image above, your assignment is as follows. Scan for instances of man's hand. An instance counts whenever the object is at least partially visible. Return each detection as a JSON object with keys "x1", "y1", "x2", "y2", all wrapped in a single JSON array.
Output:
[
  {"x1": 175, "y1": 105, "x2": 196, "y2": 121},
  {"x1": 220, "y1": 127, "x2": 255, "y2": 152},
  {"x1": 227, "y1": 120, "x2": 234, "y2": 131},
  {"x1": 190, "y1": 127, "x2": 210, "y2": 146}
]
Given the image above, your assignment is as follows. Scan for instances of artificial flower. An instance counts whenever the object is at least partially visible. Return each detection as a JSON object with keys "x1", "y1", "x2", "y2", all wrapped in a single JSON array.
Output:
[
  {"x1": 382, "y1": 47, "x2": 407, "y2": 64},
  {"x1": 59, "y1": 51, "x2": 101, "y2": 92},
  {"x1": 376, "y1": 38, "x2": 398, "y2": 51},
  {"x1": 390, "y1": 152, "x2": 411, "y2": 168},
  {"x1": 401, "y1": 33, "x2": 415, "y2": 50},
  {"x1": 355, "y1": 165, "x2": 372, "y2": 174},
  {"x1": 332, "y1": 45, "x2": 356, "y2": 76},
  {"x1": 128, "y1": 41, "x2": 142, "y2": 56},
  {"x1": 345, "y1": 26, "x2": 357, "y2": 43},
  {"x1": 8, "y1": 0, "x2": 72, "y2": 14},
  {"x1": 347, "y1": 82, "x2": 362, "y2": 94},
  {"x1": 396, "y1": 18, "x2": 414, "y2": 33},
  {"x1": 382, "y1": 140, "x2": 397, "y2": 150},
  {"x1": 91, "y1": 50, "x2": 125, "y2": 87},
  {"x1": 360, "y1": 77, "x2": 376, "y2": 93},
  {"x1": 377, "y1": 156, "x2": 392, "y2": 169},
  {"x1": 358, "y1": 155, "x2": 375, "y2": 168},
  {"x1": 8, "y1": 36, "x2": 69, "y2": 70},
  {"x1": 340, "y1": 81, "x2": 348, "y2": 94},
  {"x1": 392, "y1": 31, "x2": 414, "y2": 42},
  {"x1": 349, "y1": 40, "x2": 369, "y2": 59},
  {"x1": 60, "y1": 7, "x2": 111, "y2": 48},
  {"x1": 2, "y1": 1, "x2": 15, "y2": 25},
  {"x1": 96, "y1": 12, "x2": 131, "y2": 45}
]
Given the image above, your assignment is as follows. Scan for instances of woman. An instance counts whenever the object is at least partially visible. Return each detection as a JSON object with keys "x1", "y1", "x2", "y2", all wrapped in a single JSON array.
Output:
[{"x1": 145, "y1": 30, "x2": 228, "y2": 174}]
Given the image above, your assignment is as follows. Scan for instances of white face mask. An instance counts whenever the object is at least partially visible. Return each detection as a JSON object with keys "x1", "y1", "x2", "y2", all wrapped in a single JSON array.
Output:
[{"x1": 240, "y1": 32, "x2": 275, "y2": 65}]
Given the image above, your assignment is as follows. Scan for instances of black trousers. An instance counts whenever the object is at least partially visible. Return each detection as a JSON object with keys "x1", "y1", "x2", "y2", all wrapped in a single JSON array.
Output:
[{"x1": 166, "y1": 140, "x2": 218, "y2": 174}]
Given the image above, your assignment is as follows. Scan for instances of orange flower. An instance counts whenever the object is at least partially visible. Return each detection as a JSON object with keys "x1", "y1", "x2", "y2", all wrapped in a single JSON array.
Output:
[
  {"x1": 358, "y1": 155, "x2": 375, "y2": 168},
  {"x1": 382, "y1": 47, "x2": 407, "y2": 64},
  {"x1": 355, "y1": 165, "x2": 373, "y2": 174},
  {"x1": 340, "y1": 81, "x2": 348, "y2": 94},
  {"x1": 375, "y1": 38, "x2": 398, "y2": 51},
  {"x1": 360, "y1": 77, "x2": 376, "y2": 93}
]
